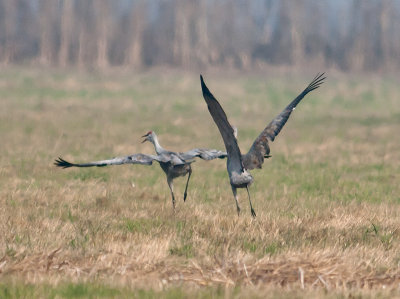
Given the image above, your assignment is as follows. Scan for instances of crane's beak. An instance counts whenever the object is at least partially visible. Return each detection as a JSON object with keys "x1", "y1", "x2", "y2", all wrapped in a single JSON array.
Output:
[{"x1": 141, "y1": 134, "x2": 149, "y2": 143}]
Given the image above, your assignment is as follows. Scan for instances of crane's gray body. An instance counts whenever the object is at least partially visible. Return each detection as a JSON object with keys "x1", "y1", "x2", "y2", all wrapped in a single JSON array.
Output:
[
  {"x1": 229, "y1": 169, "x2": 253, "y2": 188},
  {"x1": 159, "y1": 161, "x2": 192, "y2": 183}
]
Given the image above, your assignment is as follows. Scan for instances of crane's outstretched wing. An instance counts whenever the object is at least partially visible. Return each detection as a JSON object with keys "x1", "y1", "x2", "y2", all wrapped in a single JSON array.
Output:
[
  {"x1": 243, "y1": 73, "x2": 326, "y2": 170},
  {"x1": 54, "y1": 153, "x2": 161, "y2": 169},
  {"x1": 200, "y1": 75, "x2": 243, "y2": 173},
  {"x1": 181, "y1": 148, "x2": 227, "y2": 161}
]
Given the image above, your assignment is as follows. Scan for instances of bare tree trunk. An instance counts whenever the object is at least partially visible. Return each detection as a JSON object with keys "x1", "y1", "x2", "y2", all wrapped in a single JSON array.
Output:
[
  {"x1": 173, "y1": 0, "x2": 192, "y2": 67},
  {"x1": 379, "y1": 0, "x2": 392, "y2": 70},
  {"x1": 39, "y1": 0, "x2": 56, "y2": 66},
  {"x1": 269, "y1": 1, "x2": 293, "y2": 65},
  {"x1": 94, "y1": 0, "x2": 111, "y2": 69},
  {"x1": 391, "y1": 3, "x2": 400, "y2": 70},
  {"x1": 77, "y1": 30, "x2": 86, "y2": 69},
  {"x1": 347, "y1": 0, "x2": 365, "y2": 71},
  {"x1": 75, "y1": 1, "x2": 92, "y2": 69},
  {"x1": 1, "y1": 0, "x2": 17, "y2": 64},
  {"x1": 58, "y1": 0, "x2": 74, "y2": 68},
  {"x1": 97, "y1": 25, "x2": 109, "y2": 69},
  {"x1": 289, "y1": 1, "x2": 305, "y2": 66},
  {"x1": 125, "y1": 1, "x2": 146, "y2": 68},
  {"x1": 173, "y1": 1, "x2": 183, "y2": 66},
  {"x1": 194, "y1": 0, "x2": 208, "y2": 66}
]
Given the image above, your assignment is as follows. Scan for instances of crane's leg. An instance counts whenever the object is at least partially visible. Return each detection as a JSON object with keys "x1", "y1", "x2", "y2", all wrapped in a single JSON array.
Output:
[
  {"x1": 183, "y1": 167, "x2": 192, "y2": 202},
  {"x1": 167, "y1": 178, "x2": 176, "y2": 211},
  {"x1": 231, "y1": 186, "x2": 241, "y2": 216},
  {"x1": 246, "y1": 185, "x2": 256, "y2": 218}
]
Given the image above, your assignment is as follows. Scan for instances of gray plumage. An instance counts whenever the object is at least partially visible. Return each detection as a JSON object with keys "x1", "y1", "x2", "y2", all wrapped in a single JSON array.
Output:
[
  {"x1": 55, "y1": 131, "x2": 227, "y2": 210},
  {"x1": 55, "y1": 153, "x2": 161, "y2": 168},
  {"x1": 200, "y1": 73, "x2": 325, "y2": 217}
]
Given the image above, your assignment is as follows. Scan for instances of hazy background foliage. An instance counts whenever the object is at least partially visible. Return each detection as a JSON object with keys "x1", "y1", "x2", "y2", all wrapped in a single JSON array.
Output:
[{"x1": 1, "y1": 0, "x2": 400, "y2": 71}]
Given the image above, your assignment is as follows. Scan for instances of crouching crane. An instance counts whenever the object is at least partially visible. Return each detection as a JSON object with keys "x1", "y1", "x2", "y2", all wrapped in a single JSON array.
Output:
[
  {"x1": 55, "y1": 131, "x2": 226, "y2": 210},
  {"x1": 200, "y1": 73, "x2": 325, "y2": 217}
]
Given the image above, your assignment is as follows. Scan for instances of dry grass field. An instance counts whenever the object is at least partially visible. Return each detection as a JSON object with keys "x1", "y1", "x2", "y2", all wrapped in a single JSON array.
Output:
[{"x1": 0, "y1": 67, "x2": 399, "y2": 298}]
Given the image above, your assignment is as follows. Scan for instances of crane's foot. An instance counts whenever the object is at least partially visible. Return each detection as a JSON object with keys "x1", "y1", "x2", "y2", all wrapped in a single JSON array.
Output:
[
  {"x1": 236, "y1": 206, "x2": 241, "y2": 216},
  {"x1": 183, "y1": 192, "x2": 187, "y2": 202},
  {"x1": 251, "y1": 208, "x2": 256, "y2": 218}
]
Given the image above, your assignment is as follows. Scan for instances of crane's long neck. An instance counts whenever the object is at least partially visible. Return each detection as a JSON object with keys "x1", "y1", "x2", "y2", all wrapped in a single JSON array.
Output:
[{"x1": 152, "y1": 134, "x2": 165, "y2": 155}]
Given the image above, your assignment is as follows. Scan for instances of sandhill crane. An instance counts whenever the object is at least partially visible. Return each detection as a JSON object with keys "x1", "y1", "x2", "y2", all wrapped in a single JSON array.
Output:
[
  {"x1": 200, "y1": 73, "x2": 325, "y2": 217},
  {"x1": 55, "y1": 131, "x2": 227, "y2": 210}
]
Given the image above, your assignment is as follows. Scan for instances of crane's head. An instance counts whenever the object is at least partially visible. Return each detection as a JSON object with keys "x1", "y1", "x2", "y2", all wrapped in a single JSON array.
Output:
[{"x1": 141, "y1": 131, "x2": 155, "y2": 143}]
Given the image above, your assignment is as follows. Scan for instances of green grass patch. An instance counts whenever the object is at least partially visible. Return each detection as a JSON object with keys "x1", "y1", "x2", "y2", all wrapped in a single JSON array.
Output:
[
  {"x1": 68, "y1": 170, "x2": 110, "y2": 182},
  {"x1": 121, "y1": 217, "x2": 162, "y2": 234}
]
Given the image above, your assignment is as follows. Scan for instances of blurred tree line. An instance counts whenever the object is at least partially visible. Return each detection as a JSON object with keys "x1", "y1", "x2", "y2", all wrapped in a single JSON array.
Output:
[{"x1": 0, "y1": 0, "x2": 399, "y2": 71}]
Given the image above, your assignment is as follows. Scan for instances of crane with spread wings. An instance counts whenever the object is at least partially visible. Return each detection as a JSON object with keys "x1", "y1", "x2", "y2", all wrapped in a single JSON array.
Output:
[
  {"x1": 200, "y1": 73, "x2": 325, "y2": 217},
  {"x1": 55, "y1": 131, "x2": 226, "y2": 210}
]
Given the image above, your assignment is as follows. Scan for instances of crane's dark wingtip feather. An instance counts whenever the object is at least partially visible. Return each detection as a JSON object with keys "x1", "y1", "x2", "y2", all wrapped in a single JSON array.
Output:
[
  {"x1": 306, "y1": 72, "x2": 326, "y2": 92},
  {"x1": 200, "y1": 75, "x2": 214, "y2": 99},
  {"x1": 200, "y1": 74, "x2": 208, "y2": 94},
  {"x1": 54, "y1": 157, "x2": 74, "y2": 168}
]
